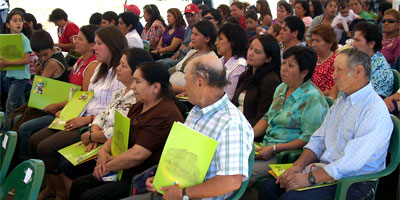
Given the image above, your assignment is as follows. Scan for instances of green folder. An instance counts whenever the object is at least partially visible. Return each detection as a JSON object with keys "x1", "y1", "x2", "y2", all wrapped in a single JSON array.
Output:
[
  {"x1": 0, "y1": 34, "x2": 25, "y2": 71},
  {"x1": 58, "y1": 141, "x2": 103, "y2": 166},
  {"x1": 111, "y1": 110, "x2": 130, "y2": 181},
  {"x1": 48, "y1": 91, "x2": 94, "y2": 130},
  {"x1": 28, "y1": 75, "x2": 81, "y2": 110},
  {"x1": 268, "y1": 163, "x2": 337, "y2": 191},
  {"x1": 153, "y1": 122, "x2": 218, "y2": 194}
]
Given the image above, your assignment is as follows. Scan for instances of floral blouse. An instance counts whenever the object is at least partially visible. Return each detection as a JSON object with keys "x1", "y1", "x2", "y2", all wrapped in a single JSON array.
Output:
[
  {"x1": 312, "y1": 52, "x2": 337, "y2": 91},
  {"x1": 91, "y1": 88, "x2": 136, "y2": 139},
  {"x1": 141, "y1": 20, "x2": 165, "y2": 50}
]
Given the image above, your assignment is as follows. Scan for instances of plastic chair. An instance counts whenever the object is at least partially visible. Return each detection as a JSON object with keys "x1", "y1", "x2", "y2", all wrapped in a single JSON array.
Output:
[
  {"x1": 143, "y1": 40, "x2": 150, "y2": 52},
  {"x1": 0, "y1": 131, "x2": 17, "y2": 183},
  {"x1": 392, "y1": 69, "x2": 400, "y2": 95},
  {"x1": 0, "y1": 159, "x2": 45, "y2": 200},
  {"x1": 325, "y1": 97, "x2": 335, "y2": 107},
  {"x1": 226, "y1": 145, "x2": 256, "y2": 200},
  {"x1": 334, "y1": 115, "x2": 400, "y2": 200},
  {"x1": 0, "y1": 112, "x2": 4, "y2": 127}
]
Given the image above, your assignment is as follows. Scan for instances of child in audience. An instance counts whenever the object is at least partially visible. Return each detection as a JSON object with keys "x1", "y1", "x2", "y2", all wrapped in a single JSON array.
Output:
[
  {"x1": 267, "y1": 24, "x2": 282, "y2": 42},
  {"x1": 245, "y1": 10, "x2": 260, "y2": 40},
  {"x1": 0, "y1": 12, "x2": 32, "y2": 132},
  {"x1": 331, "y1": 2, "x2": 359, "y2": 42}
]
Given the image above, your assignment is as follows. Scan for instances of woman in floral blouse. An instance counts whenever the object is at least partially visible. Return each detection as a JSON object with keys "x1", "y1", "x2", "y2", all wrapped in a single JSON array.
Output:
[{"x1": 141, "y1": 4, "x2": 166, "y2": 50}]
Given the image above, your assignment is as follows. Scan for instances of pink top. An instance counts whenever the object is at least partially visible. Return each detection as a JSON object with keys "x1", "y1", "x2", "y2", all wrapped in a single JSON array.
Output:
[
  {"x1": 312, "y1": 52, "x2": 337, "y2": 91},
  {"x1": 382, "y1": 35, "x2": 400, "y2": 64},
  {"x1": 68, "y1": 55, "x2": 97, "y2": 87},
  {"x1": 303, "y1": 16, "x2": 313, "y2": 27}
]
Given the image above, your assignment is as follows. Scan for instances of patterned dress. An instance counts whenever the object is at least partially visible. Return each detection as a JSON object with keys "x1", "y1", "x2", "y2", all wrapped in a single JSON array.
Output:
[{"x1": 312, "y1": 52, "x2": 337, "y2": 91}]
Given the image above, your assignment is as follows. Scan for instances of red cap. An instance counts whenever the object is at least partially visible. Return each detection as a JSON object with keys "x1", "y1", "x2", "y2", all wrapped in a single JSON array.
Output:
[
  {"x1": 124, "y1": 4, "x2": 141, "y2": 16},
  {"x1": 184, "y1": 3, "x2": 199, "y2": 14}
]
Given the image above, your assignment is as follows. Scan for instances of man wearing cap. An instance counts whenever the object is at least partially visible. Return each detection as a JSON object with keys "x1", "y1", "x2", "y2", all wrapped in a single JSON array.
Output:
[
  {"x1": 157, "y1": 3, "x2": 200, "y2": 69},
  {"x1": 124, "y1": 4, "x2": 144, "y2": 35}
]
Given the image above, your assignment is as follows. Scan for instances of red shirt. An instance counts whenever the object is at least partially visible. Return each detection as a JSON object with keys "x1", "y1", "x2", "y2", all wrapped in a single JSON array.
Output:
[
  {"x1": 239, "y1": 16, "x2": 247, "y2": 30},
  {"x1": 312, "y1": 52, "x2": 337, "y2": 91},
  {"x1": 58, "y1": 22, "x2": 79, "y2": 51},
  {"x1": 69, "y1": 55, "x2": 97, "y2": 87}
]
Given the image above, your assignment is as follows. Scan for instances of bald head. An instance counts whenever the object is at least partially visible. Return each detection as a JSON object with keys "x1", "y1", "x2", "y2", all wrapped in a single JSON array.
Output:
[{"x1": 187, "y1": 55, "x2": 229, "y2": 88}]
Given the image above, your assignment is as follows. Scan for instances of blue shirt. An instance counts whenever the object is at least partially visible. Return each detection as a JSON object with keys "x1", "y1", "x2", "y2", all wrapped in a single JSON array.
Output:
[
  {"x1": 185, "y1": 94, "x2": 254, "y2": 200},
  {"x1": 6, "y1": 34, "x2": 31, "y2": 80},
  {"x1": 262, "y1": 80, "x2": 329, "y2": 146},
  {"x1": 305, "y1": 83, "x2": 393, "y2": 180},
  {"x1": 370, "y1": 51, "x2": 393, "y2": 98}
]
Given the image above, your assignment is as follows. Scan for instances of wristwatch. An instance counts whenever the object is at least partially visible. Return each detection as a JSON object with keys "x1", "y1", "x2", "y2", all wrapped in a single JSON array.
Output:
[
  {"x1": 182, "y1": 188, "x2": 189, "y2": 200},
  {"x1": 308, "y1": 172, "x2": 316, "y2": 185}
]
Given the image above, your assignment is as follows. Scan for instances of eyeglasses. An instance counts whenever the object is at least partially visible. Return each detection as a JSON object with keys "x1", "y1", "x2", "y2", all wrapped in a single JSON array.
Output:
[
  {"x1": 382, "y1": 19, "x2": 398, "y2": 24},
  {"x1": 204, "y1": 16, "x2": 214, "y2": 20}
]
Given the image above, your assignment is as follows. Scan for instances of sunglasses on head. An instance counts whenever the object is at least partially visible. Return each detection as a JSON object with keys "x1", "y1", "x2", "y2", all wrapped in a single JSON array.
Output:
[
  {"x1": 382, "y1": 19, "x2": 398, "y2": 24},
  {"x1": 204, "y1": 16, "x2": 214, "y2": 20}
]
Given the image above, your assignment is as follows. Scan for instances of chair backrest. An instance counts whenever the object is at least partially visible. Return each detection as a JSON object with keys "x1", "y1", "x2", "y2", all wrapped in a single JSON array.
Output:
[
  {"x1": 0, "y1": 131, "x2": 17, "y2": 183},
  {"x1": 0, "y1": 159, "x2": 45, "y2": 200},
  {"x1": 226, "y1": 145, "x2": 255, "y2": 200},
  {"x1": 392, "y1": 69, "x2": 400, "y2": 95},
  {"x1": 386, "y1": 115, "x2": 400, "y2": 176},
  {"x1": 325, "y1": 97, "x2": 335, "y2": 107},
  {"x1": 143, "y1": 40, "x2": 150, "y2": 52}
]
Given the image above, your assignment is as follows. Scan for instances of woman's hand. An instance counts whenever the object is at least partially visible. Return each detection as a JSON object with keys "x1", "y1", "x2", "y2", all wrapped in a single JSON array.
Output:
[
  {"x1": 44, "y1": 103, "x2": 62, "y2": 115},
  {"x1": 85, "y1": 142, "x2": 98, "y2": 152},
  {"x1": 0, "y1": 57, "x2": 9, "y2": 68},
  {"x1": 256, "y1": 145, "x2": 275, "y2": 160},
  {"x1": 384, "y1": 93, "x2": 400, "y2": 112},
  {"x1": 145, "y1": 177, "x2": 157, "y2": 192},
  {"x1": 81, "y1": 131, "x2": 90, "y2": 145},
  {"x1": 93, "y1": 151, "x2": 113, "y2": 180},
  {"x1": 64, "y1": 117, "x2": 90, "y2": 131}
]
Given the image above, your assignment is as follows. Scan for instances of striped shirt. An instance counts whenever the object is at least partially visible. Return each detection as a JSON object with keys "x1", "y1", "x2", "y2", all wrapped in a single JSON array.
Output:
[
  {"x1": 85, "y1": 64, "x2": 124, "y2": 116},
  {"x1": 305, "y1": 83, "x2": 393, "y2": 180},
  {"x1": 184, "y1": 94, "x2": 254, "y2": 200}
]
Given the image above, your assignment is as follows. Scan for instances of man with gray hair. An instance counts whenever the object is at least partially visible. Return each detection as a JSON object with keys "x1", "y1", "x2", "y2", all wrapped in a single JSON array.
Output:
[
  {"x1": 258, "y1": 48, "x2": 393, "y2": 200},
  {"x1": 125, "y1": 55, "x2": 254, "y2": 200}
]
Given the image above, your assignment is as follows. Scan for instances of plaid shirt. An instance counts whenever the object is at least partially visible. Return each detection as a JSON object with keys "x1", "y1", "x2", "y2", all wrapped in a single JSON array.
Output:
[{"x1": 184, "y1": 94, "x2": 254, "y2": 200}]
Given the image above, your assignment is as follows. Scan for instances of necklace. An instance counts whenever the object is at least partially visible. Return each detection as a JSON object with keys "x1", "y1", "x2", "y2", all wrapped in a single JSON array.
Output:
[{"x1": 317, "y1": 52, "x2": 333, "y2": 64}]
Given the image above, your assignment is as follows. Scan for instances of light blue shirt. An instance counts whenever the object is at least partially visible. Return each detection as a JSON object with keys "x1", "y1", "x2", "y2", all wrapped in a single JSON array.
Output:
[
  {"x1": 305, "y1": 83, "x2": 393, "y2": 180},
  {"x1": 6, "y1": 34, "x2": 31, "y2": 80},
  {"x1": 185, "y1": 94, "x2": 254, "y2": 200}
]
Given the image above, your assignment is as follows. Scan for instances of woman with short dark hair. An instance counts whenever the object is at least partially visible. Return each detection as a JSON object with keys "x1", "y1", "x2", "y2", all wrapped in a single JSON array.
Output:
[
  {"x1": 118, "y1": 12, "x2": 143, "y2": 49},
  {"x1": 48, "y1": 8, "x2": 79, "y2": 52}
]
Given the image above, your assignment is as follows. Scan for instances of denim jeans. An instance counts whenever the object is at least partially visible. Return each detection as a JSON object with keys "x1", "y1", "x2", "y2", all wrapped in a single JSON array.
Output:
[
  {"x1": 258, "y1": 177, "x2": 376, "y2": 200},
  {"x1": 16, "y1": 114, "x2": 55, "y2": 160},
  {"x1": 1, "y1": 78, "x2": 28, "y2": 132}
]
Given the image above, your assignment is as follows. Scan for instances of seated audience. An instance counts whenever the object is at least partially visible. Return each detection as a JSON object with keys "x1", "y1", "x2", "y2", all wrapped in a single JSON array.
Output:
[
  {"x1": 48, "y1": 8, "x2": 79, "y2": 52},
  {"x1": 217, "y1": 4, "x2": 231, "y2": 23},
  {"x1": 151, "y1": 8, "x2": 186, "y2": 57},
  {"x1": 280, "y1": 16, "x2": 306, "y2": 60},
  {"x1": 271, "y1": 1, "x2": 293, "y2": 26},
  {"x1": 256, "y1": 0, "x2": 272, "y2": 27},
  {"x1": 331, "y1": 2, "x2": 360, "y2": 42},
  {"x1": 258, "y1": 48, "x2": 393, "y2": 200},
  {"x1": 309, "y1": 0, "x2": 323, "y2": 18},
  {"x1": 381, "y1": 9, "x2": 400, "y2": 66},
  {"x1": 230, "y1": 1, "x2": 247, "y2": 29},
  {"x1": 306, "y1": 0, "x2": 338, "y2": 46},
  {"x1": 89, "y1": 12, "x2": 102, "y2": 26},
  {"x1": 268, "y1": 24, "x2": 282, "y2": 42},
  {"x1": 118, "y1": 12, "x2": 144, "y2": 49},
  {"x1": 294, "y1": 0, "x2": 313, "y2": 33},
  {"x1": 353, "y1": 22, "x2": 393, "y2": 98},
  {"x1": 310, "y1": 24, "x2": 339, "y2": 99},
  {"x1": 232, "y1": 35, "x2": 281, "y2": 128},
  {"x1": 169, "y1": 20, "x2": 217, "y2": 94},
  {"x1": 377, "y1": 2, "x2": 393, "y2": 31},
  {"x1": 350, "y1": 0, "x2": 374, "y2": 21},
  {"x1": 69, "y1": 62, "x2": 184, "y2": 200},
  {"x1": 141, "y1": 4, "x2": 166, "y2": 50},
  {"x1": 203, "y1": 8, "x2": 223, "y2": 31},
  {"x1": 29, "y1": 25, "x2": 127, "y2": 200},
  {"x1": 58, "y1": 48, "x2": 153, "y2": 198},
  {"x1": 245, "y1": 10, "x2": 263, "y2": 41},
  {"x1": 123, "y1": 4, "x2": 143, "y2": 35},
  {"x1": 215, "y1": 23, "x2": 248, "y2": 100},
  {"x1": 125, "y1": 54, "x2": 254, "y2": 200},
  {"x1": 101, "y1": 11, "x2": 118, "y2": 26},
  {"x1": 250, "y1": 46, "x2": 329, "y2": 185}
]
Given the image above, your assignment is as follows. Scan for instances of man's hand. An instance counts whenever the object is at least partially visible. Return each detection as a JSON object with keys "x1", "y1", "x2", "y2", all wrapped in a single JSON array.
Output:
[
  {"x1": 384, "y1": 93, "x2": 400, "y2": 112},
  {"x1": 277, "y1": 165, "x2": 303, "y2": 188},
  {"x1": 256, "y1": 146, "x2": 274, "y2": 160},
  {"x1": 283, "y1": 172, "x2": 311, "y2": 191},
  {"x1": 161, "y1": 185, "x2": 182, "y2": 200},
  {"x1": 170, "y1": 53, "x2": 179, "y2": 60}
]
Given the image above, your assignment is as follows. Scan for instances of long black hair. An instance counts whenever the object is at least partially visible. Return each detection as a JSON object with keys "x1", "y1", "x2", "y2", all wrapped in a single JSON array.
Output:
[{"x1": 143, "y1": 4, "x2": 167, "y2": 28}]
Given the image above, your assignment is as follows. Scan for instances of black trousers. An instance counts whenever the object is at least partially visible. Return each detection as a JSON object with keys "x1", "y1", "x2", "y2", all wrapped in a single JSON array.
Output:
[{"x1": 69, "y1": 174, "x2": 132, "y2": 200}]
